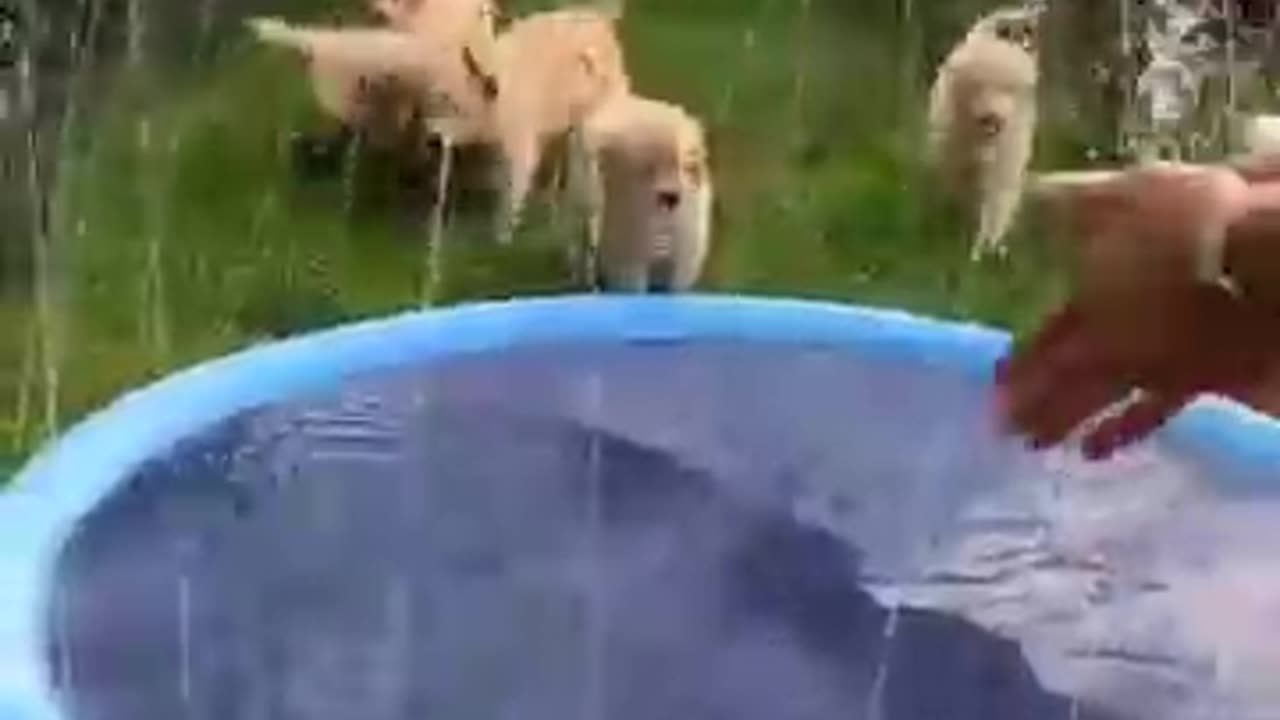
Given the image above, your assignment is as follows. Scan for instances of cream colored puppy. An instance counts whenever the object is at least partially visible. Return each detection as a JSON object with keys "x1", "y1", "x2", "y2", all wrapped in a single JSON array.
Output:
[
  {"x1": 581, "y1": 94, "x2": 712, "y2": 293},
  {"x1": 246, "y1": 9, "x2": 496, "y2": 147},
  {"x1": 368, "y1": 0, "x2": 501, "y2": 94},
  {"x1": 928, "y1": 5, "x2": 1041, "y2": 261},
  {"x1": 485, "y1": 6, "x2": 631, "y2": 243},
  {"x1": 369, "y1": 0, "x2": 499, "y2": 35}
]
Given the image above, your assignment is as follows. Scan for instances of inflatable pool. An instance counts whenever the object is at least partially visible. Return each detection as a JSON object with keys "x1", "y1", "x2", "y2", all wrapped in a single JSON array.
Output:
[{"x1": 3, "y1": 296, "x2": 1280, "y2": 720}]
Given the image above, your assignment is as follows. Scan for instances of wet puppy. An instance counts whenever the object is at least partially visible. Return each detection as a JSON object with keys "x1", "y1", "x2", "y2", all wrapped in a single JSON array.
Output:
[
  {"x1": 483, "y1": 6, "x2": 631, "y2": 243},
  {"x1": 581, "y1": 94, "x2": 712, "y2": 293},
  {"x1": 928, "y1": 4, "x2": 1041, "y2": 261}
]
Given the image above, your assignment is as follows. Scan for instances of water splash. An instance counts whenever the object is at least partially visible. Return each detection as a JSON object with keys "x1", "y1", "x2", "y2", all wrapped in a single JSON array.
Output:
[
  {"x1": 714, "y1": 0, "x2": 778, "y2": 126},
  {"x1": 19, "y1": 0, "x2": 61, "y2": 441},
  {"x1": 53, "y1": 580, "x2": 75, "y2": 697},
  {"x1": 425, "y1": 136, "x2": 454, "y2": 305},
  {"x1": 126, "y1": 0, "x2": 143, "y2": 71},
  {"x1": 12, "y1": 318, "x2": 34, "y2": 450},
  {"x1": 177, "y1": 568, "x2": 193, "y2": 707},
  {"x1": 865, "y1": 601, "x2": 901, "y2": 720},
  {"x1": 138, "y1": 117, "x2": 176, "y2": 369},
  {"x1": 385, "y1": 574, "x2": 414, "y2": 716},
  {"x1": 1222, "y1": 0, "x2": 1237, "y2": 157},
  {"x1": 790, "y1": 0, "x2": 812, "y2": 148},
  {"x1": 194, "y1": 0, "x2": 219, "y2": 66},
  {"x1": 21, "y1": 0, "x2": 108, "y2": 445},
  {"x1": 580, "y1": 370, "x2": 606, "y2": 720}
]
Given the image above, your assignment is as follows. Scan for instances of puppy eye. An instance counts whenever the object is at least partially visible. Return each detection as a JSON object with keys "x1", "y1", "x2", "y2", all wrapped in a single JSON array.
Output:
[{"x1": 996, "y1": 25, "x2": 1013, "y2": 40}]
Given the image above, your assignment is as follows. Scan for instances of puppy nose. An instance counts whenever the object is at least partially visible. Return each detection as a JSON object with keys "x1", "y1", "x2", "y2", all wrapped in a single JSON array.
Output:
[
  {"x1": 976, "y1": 112, "x2": 1004, "y2": 137},
  {"x1": 656, "y1": 191, "x2": 680, "y2": 210}
]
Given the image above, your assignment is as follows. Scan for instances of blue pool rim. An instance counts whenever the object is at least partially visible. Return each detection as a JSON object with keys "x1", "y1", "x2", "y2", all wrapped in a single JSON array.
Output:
[{"x1": 2, "y1": 293, "x2": 1279, "y2": 719}]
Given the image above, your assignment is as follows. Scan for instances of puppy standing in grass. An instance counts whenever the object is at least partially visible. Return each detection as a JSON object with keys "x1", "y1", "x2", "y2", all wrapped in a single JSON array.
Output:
[
  {"x1": 485, "y1": 6, "x2": 631, "y2": 244},
  {"x1": 580, "y1": 95, "x2": 712, "y2": 292},
  {"x1": 368, "y1": 0, "x2": 502, "y2": 94},
  {"x1": 246, "y1": 0, "x2": 499, "y2": 152},
  {"x1": 928, "y1": 5, "x2": 1041, "y2": 262}
]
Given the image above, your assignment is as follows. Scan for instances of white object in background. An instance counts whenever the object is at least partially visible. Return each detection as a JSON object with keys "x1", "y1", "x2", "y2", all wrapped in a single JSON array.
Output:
[
  {"x1": 1136, "y1": 54, "x2": 1199, "y2": 129},
  {"x1": 1241, "y1": 114, "x2": 1280, "y2": 157}
]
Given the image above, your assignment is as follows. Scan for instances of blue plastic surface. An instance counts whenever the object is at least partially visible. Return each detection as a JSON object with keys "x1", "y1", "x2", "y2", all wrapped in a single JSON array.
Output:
[{"x1": 3, "y1": 295, "x2": 1279, "y2": 720}]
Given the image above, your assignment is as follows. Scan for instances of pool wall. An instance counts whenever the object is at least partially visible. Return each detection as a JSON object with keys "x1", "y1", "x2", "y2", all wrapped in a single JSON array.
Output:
[{"x1": 2, "y1": 295, "x2": 1279, "y2": 720}]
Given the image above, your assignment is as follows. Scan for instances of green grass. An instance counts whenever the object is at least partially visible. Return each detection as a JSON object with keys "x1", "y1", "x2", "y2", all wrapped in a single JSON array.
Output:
[{"x1": 0, "y1": 0, "x2": 1087, "y2": 471}]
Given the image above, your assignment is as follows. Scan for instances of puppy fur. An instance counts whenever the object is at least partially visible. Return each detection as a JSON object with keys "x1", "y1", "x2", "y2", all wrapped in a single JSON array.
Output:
[
  {"x1": 369, "y1": 0, "x2": 502, "y2": 94},
  {"x1": 928, "y1": 5, "x2": 1040, "y2": 261},
  {"x1": 485, "y1": 6, "x2": 631, "y2": 243},
  {"x1": 247, "y1": 6, "x2": 496, "y2": 148},
  {"x1": 581, "y1": 94, "x2": 712, "y2": 293}
]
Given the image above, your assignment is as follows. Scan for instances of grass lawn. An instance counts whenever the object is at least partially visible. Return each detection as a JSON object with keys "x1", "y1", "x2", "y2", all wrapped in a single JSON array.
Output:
[{"x1": 0, "y1": 0, "x2": 1086, "y2": 470}]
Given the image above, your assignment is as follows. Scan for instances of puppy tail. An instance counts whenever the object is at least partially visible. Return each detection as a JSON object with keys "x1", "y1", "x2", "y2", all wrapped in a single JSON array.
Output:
[{"x1": 246, "y1": 17, "x2": 309, "y2": 52}]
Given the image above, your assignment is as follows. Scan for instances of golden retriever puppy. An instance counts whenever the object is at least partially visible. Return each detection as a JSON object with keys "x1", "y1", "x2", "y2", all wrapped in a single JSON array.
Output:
[
  {"x1": 928, "y1": 5, "x2": 1041, "y2": 261},
  {"x1": 369, "y1": 0, "x2": 500, "y2": 38},
  {"x1": 484, "y1": 6, "x2": 631, "y2": 243},
  {"x1": 368, "y1": 0, "x2": 502, "y2": 95},
  {"x1": 964, "y1": 3, "x2": 1041, "y2": 54},
  {"x1": 246, "y1": 9, "x2": 496, "y2": 149},
  {"x1": 580, "y1": 94, "x2": 712, "y2": 293}
]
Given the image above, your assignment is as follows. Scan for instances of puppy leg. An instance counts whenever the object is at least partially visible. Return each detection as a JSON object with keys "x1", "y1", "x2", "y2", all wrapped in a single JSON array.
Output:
[
  {"x1": 600, "y1": 260, "x2": 648, "y2": 294},
  {"x1": 670, "y1": 182, "x2": 714, "y2": 291},
  {"x1": 648, "y1": 258, "x2": 676, "y2": 293},
  {"x1": 497, "y1": 132, "x2": 542, "y2": 244},
  {"x1": 565, "y1": 128, "x2": 602, "y2": 289},
  {"x1": 974, "y1": 183, "x2": 1022, "y2": 261}
]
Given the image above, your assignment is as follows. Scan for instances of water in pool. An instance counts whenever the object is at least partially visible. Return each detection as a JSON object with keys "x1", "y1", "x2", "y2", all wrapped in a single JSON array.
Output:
[
  {"x1": 45, "y1": 343, "x2": 1280, "y2": 719},
  {"x1": 5, "y1": 0, "x2": 1280, "y2": 717}
]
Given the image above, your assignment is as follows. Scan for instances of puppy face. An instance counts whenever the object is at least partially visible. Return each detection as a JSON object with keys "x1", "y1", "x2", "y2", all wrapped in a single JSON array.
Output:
[
  {"x1": 974, "y1": 6, "x2": 1043, "y2": 54},
  {"x1": 968, "y1": 87, "x2": 1017, "y2": 139},
  {"x1": 598, "y1": 111, "x2": 708, "y2": 217},
  {"x1": 992, "y1": 15, "x2": 1037, "y2": 53}
]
